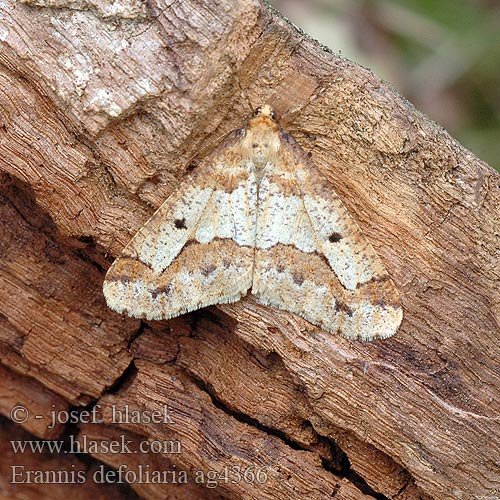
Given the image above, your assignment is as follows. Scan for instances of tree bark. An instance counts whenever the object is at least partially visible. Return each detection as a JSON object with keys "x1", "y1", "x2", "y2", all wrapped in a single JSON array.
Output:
[{"x1": 0, "y1": 0, "x2": 498, "y2": 499}]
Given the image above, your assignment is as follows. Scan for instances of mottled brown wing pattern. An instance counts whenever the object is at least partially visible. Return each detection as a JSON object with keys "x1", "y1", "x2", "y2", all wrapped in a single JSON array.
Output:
[
  {"x1": 103, "y1": 133, "x2": 257, "y2": 320},
  {"x1": 103, "y1": 106, "x2": 403, "y2": 340},
  {"x1": 252, "y1": 132, "x2": 402, "y2": 340}
]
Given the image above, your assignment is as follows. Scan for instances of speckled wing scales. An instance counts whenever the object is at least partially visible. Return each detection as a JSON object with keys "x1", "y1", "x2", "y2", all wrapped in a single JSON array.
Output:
[
  {"x1": 103, "y1": 106, "x2": 402, "y2": 340},
  {"x1": 103, "y1": 134, "x2": 257, "y2": 320},
  {"x1": 252, "y1": 132, "x2": 402, "y2": 340}
]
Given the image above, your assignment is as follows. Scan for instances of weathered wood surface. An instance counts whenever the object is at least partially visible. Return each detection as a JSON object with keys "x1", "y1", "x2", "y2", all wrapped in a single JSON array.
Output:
[{"x1": 0, "y1": 0, "x2": 498, "y2": 499}]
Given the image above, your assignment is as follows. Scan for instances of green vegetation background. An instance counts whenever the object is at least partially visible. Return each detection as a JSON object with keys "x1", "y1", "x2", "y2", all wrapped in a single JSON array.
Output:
[{"x1": 271, "y1": 0, "x2": 499, "y2": 171}]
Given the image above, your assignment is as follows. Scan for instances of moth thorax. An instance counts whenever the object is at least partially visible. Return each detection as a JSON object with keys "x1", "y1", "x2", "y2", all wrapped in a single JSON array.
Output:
[
  {"x1": 243, "y1": 128, "x2": 280, "y2": 170},
  {"x1": 253, "y1": 146, "x2": 272, "y2": 169}
]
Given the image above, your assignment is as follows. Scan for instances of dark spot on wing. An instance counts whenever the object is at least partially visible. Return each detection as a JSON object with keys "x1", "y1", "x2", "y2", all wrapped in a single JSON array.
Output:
[
  {"x1": 328, "y1": 232, "x2": 343, "y2": 243},
  {"x1": 276, "y1": 264, "x2": 285, "y2": 273},
  {"x1": 174, "y1": 218, "x2": 187, "y2": 229},
  {"x1": 121, "y1": 275, "x2": 130, "y2": 284},
  {"x1": 335, "y1": 300, "x2": 353, "y2": 317},
  {"x1": 150, "y1": 284, "x2": 172, "y2": 299},
  {"x1": 292, "y1": 272, "x2": 304, "y2": 286},
  {"x1": 201, "y1": 264, "x2": 217, "y2": 277}
]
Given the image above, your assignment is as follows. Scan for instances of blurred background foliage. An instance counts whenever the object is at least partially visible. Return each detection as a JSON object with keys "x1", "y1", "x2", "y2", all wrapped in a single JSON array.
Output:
[{"x1": 270, "y1": 0, "x2": 500, "y2": 170}]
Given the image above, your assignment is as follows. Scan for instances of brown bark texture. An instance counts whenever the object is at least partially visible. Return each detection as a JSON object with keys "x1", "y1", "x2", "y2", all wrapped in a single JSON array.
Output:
[{"x1": 0, "y1": 0, "x2": 498, "y2": 499}]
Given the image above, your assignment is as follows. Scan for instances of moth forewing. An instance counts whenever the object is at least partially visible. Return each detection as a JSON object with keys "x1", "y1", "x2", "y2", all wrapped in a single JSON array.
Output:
[{"x1": 103, "y1": 133, "x2": 257, "y2": 320}]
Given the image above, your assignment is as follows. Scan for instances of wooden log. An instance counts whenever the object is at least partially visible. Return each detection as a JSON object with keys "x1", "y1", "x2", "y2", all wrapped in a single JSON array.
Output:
[
  {"x1": 0, "y1": 176, "x2": 137, "y2": 404},
  {"x1": 0, "y1": 0, "x2": 498, "y2": 499}
]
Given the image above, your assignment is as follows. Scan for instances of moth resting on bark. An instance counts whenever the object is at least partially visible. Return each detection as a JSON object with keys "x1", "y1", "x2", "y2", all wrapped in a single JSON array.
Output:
[{"x1": 103, "y1": 105, "x2": 402, "y2": 340}]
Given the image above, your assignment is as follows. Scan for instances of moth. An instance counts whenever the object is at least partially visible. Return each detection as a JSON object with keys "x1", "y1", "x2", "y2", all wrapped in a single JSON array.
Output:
[{"x1": 103, "y1": 105, "x2": 402, "y2": 340}]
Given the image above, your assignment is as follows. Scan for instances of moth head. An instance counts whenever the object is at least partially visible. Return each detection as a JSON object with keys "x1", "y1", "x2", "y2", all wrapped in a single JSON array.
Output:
[
  {"x1": 247, "y1": 105, "x2": 279, "y2": 133},
  {"x1": 252, "y1": 104, "x2": 277, "y2": 121}
]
